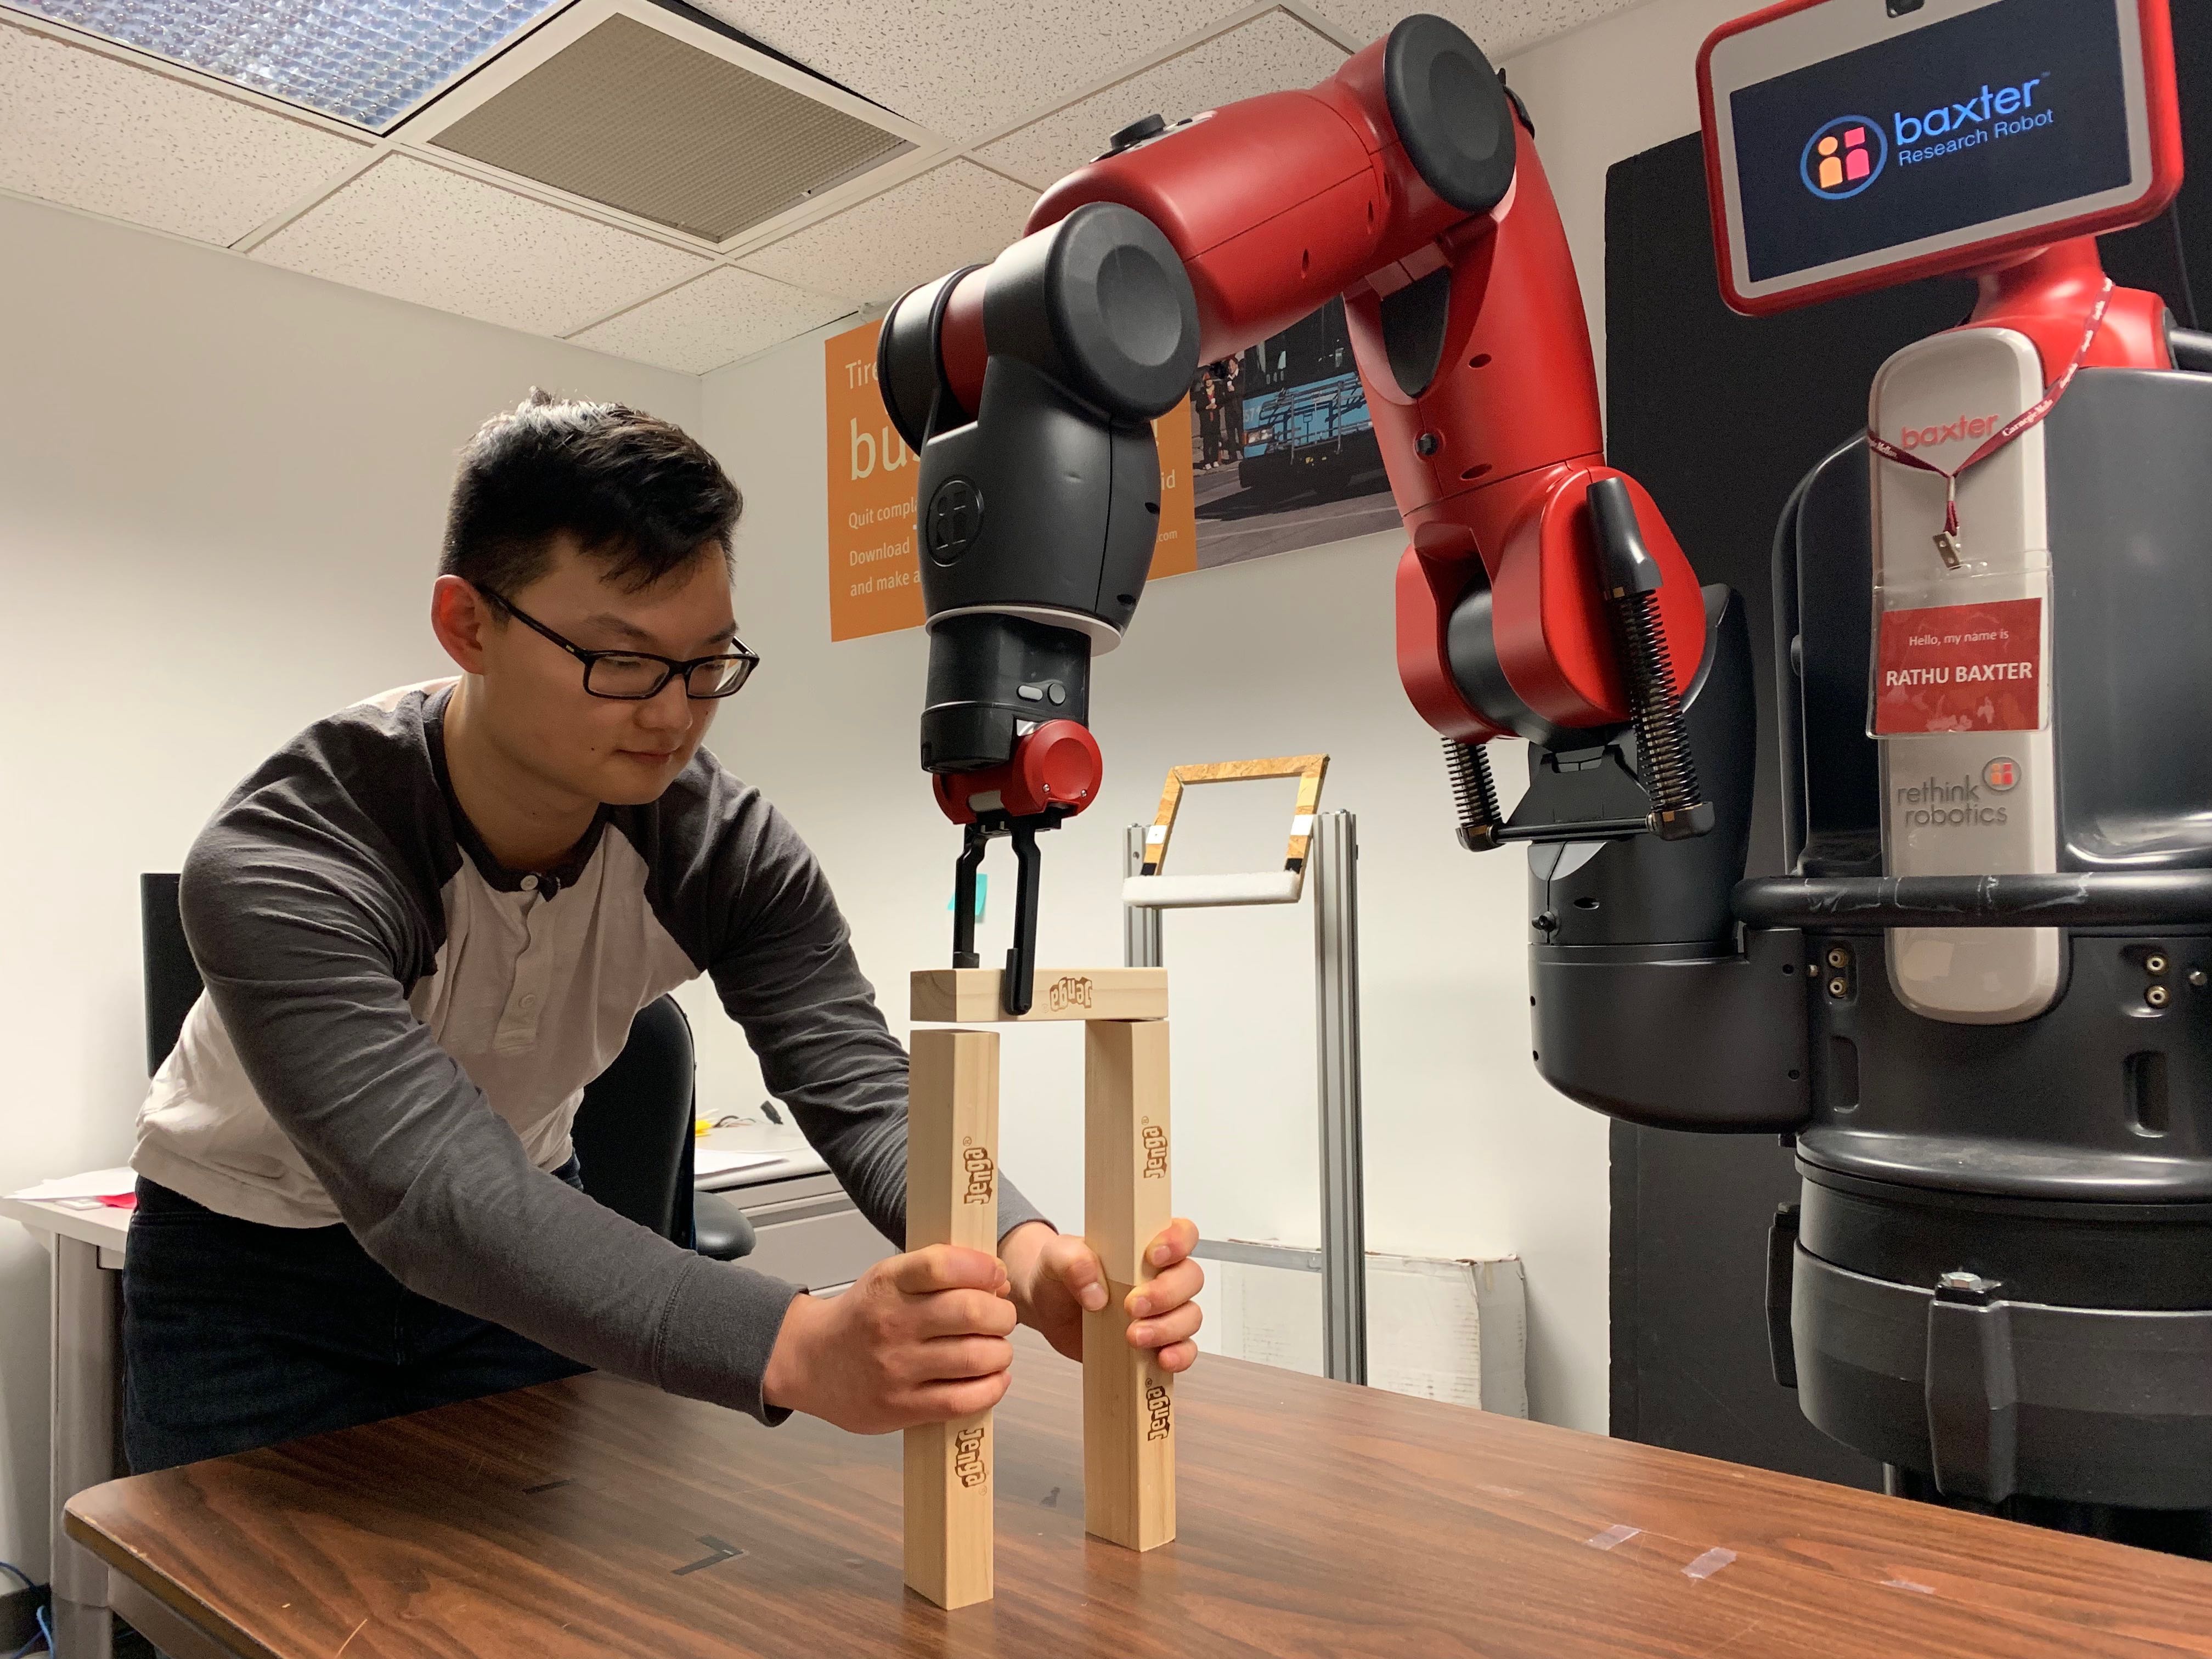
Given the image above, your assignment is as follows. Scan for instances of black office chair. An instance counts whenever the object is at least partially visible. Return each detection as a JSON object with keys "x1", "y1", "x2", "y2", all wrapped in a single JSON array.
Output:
[
  {"x1": 570, "y1": 996, "x2": 756, "y2": 1262},
  {"x1": 140, "y1": 874, "x2": 752, "y2": 1260}
]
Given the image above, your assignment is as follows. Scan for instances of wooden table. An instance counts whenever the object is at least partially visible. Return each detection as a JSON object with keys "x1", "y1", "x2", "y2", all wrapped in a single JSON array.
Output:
[
  {"x1": 4, "y1": 1136, "x2": 886, "y2": 1659},
  {"x1": 66, "y1": 1330, "x2": 2212, "y2": 1659}
]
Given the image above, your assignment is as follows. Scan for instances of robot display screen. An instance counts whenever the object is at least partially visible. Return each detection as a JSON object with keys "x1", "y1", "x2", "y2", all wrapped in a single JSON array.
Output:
[{"x1": 1728, "y1": 0, "x2": 2134, "y2": 286}]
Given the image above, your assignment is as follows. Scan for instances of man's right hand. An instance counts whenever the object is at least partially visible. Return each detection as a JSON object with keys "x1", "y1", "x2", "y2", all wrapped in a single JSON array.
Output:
[{"x1": 761, "y1": 1244, "x2": 1017, "y2": 1434}]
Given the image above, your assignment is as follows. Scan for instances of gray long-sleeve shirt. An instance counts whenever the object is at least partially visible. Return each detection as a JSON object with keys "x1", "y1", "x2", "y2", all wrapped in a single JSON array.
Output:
[{"x1": 134, "y1": 680, "x2": 1045, "y2": 1423}]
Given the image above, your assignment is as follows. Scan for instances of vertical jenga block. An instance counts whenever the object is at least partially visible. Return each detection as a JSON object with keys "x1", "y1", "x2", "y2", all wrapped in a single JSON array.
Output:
[
  {"x1": 904, "y1": 1026, "x2": 1000, "y2": 1609},
  {"x1": 1083, "y1": 1019, "x2": 1176, "y2": 1551}
]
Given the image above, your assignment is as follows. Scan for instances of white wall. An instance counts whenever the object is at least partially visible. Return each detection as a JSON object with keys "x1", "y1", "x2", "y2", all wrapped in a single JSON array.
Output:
[{"x1": 0, "y1": 191, "x2": 698, "y2": 1578}]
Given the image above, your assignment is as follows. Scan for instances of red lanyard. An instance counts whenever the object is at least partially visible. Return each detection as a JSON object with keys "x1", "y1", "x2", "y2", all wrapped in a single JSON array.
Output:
[{"x1": 1866, "y1": 278, "x2": 2112, "y2": 569}]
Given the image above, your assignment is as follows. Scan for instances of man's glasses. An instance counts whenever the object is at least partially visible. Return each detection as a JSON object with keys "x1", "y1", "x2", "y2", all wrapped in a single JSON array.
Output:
[{"x1": 479, "y1": 588, "x2": 760, "y2": 701}]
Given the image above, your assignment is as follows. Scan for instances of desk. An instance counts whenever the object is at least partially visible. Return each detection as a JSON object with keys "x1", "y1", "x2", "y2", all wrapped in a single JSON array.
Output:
[
  {"x1": 691, "y1": 1122, "x2": 891, "y2": 1293},
  {"x1": 0, "y1": 1193, "x2": 127, "y2": 1659},
  {"x1": 4, "y1": 1135, "x2": 884, "y2": 1659},
  {"x1": 64, "y1": 1328, "x2": 2212, "y2": 1659}
]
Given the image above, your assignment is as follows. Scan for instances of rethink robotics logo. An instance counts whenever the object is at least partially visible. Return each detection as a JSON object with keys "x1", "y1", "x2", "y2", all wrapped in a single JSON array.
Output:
[
  {"x1": 1802, "y1": 74, "x2": 2055, "y2": 201},
  {"x1": 1895, "y1": 772, "x2": 2012, "y2": 830}
]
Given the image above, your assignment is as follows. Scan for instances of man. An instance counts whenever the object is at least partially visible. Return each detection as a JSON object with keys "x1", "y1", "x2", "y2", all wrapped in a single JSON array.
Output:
[
  {"x1": 125, "y1": 392, "x2": 1204, "y2": 1471},
  {"x1": 1195, "y1": 367, "x2": 1223, "y2": 471},
  {"x1": 1218, "y1": 354, "x2": 1246, "y2": 466}
]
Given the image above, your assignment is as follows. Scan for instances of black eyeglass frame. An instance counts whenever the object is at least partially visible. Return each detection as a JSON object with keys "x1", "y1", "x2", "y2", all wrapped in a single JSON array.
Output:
[{"x1": 479, "y1": 588, "x2": 760, "y2": 701}]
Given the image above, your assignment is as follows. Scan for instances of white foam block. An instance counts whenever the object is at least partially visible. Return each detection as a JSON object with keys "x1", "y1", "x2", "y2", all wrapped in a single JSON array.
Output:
[{"x1": 1122, "y1": 872, "x2": 1302, "y2": 910}]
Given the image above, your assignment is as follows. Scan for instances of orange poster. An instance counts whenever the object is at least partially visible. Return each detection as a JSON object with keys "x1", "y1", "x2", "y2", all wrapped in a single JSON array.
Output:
[
  {"x1": 825, "y1": 320, "x2": 1197, "y2": 641},
  {"x1": 825, "y1": 319, "x2": 925, "y2": 642},
  {"x1": 1149, "y1": 400, "x2": 1198, "y2": 579}
]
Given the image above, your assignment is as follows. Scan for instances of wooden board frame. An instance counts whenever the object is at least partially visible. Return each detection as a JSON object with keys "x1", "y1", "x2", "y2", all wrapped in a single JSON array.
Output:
[{"x1": 1138, "y1": 755, "x2": 1330, "y2": 885}]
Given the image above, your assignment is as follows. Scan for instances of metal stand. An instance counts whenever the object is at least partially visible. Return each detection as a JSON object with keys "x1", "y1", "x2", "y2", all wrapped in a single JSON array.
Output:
[
  {"x1": 1124, "y1": 809, "x2": 1368, "y2": 1383},
  {"x1": 1124, "y1": 824, "x2": 1163, "y2": 970},
  {"x1": 1311, "y1": 812, "x2": 1369, "y2": 1385}
]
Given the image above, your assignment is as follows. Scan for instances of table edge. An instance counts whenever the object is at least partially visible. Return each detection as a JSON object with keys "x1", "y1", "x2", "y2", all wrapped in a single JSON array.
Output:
[
  {"x1": 65, "y1": 1502, "x2": 278, "y2": 1659},
  {"x1": 0, "y1": 1195, "x2": 131, "y2": 1249}
]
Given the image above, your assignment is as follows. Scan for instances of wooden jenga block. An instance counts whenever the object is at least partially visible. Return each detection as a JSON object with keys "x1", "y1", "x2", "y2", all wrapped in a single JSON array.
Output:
[
  {"x1": 904, "y1": 1026, "x2": 1000, "y2": 1609},
  {"x1": 1083, "y1": 1019, "x2": 1176, "y2": 1551},
  {"x1": 911, "y1": 967, "x2": 1167, "y2": 1024}
]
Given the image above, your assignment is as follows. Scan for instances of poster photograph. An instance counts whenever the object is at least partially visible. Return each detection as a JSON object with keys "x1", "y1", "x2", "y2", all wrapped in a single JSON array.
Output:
[
  {"x1": 1184, "y1": 295, "x2": 1402, "y2": 568},
  {"x1": 825, "y1": 297, "x2": 1395, "y2": 642}
]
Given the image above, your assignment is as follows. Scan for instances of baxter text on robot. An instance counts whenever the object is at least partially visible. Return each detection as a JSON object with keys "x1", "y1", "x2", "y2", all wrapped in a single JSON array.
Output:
[
  {"x1": 1896, "y1": 775, "x2": 2008, "y2": 829},
  {"x1": 1899, "y1": 413, "x2": 2002, "y2": 450},
  {"x1": 1893, "y1": 77, "x2": 2044, "y2": 149},
  {"x1": 1885, "y1": 661, "x2": 2035, "y2": 687}
]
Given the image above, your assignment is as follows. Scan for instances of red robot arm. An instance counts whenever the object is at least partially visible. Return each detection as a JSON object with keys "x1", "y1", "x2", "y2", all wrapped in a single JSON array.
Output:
[
  {"x1": 882, "y1": 16, "x2": 1719, "y2": 1012},
  {"x1": 925, "y1": 22, "x2": 1710, "y2": 753}
]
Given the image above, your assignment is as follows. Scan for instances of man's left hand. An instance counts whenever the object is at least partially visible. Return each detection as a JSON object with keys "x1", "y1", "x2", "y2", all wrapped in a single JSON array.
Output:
[{"x1": 1000, "y1": 1218, "x2": 1204, "y2": 1373}]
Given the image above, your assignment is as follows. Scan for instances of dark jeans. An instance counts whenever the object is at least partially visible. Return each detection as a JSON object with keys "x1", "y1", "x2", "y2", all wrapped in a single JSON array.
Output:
[{"x1": 122, "y1": 1164, "x2": 589, "y2": 1474}]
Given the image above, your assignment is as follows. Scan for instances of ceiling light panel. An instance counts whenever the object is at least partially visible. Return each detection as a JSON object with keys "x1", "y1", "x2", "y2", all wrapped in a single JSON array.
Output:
[
  {"x1": 572, "y1": 266, "x2": 851, "y2": 373},
  {"x1": 737, "y1": 160, "x2": 1033, "y2": 306},
  {"x1": 430, "y1": 14, "x2": 908, "y2": 245},
  {"x1": 689, "y1": 0, "x2": 1250, "y2": 142},
  {"x1": 4, "y1": 0, "x2": 563, "y2": 129},
  {"x1": 980, "y1": 11, "x2": 1346, "y2": 190},
  {"x1": 250, "y1": 154, "x2": 707, "y2": 336},
  {"x1": 0, "y1": 19, "x2": 369, "y2": 244}
]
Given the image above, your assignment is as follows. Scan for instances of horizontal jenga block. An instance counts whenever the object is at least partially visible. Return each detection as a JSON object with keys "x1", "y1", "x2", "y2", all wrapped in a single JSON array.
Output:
[{"x1": 911, "y1": 967, "x2": 1167, "y2": 1024}]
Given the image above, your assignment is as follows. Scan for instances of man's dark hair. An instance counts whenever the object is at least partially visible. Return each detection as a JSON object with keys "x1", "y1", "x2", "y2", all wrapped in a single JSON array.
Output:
[{"x1": 442, "y1": 391, "x2": 742, "y2": 596}]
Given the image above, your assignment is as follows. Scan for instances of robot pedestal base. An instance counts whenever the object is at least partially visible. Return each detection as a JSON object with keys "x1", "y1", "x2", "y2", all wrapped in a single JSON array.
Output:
[{"x1": 1779, "y1": 1170, "x2": 2212, "y2": 1532}]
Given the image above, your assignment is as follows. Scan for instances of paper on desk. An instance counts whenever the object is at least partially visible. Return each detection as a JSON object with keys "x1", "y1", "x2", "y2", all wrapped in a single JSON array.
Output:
[
  {"x1": 694, "y1": 1149, "x2": 787, "y2": 1178},
  {"x1": 9, "y1": 1167, "x2": 139, "y2": 1202}
]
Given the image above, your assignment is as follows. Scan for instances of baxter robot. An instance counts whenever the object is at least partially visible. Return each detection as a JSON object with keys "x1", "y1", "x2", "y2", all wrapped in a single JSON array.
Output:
[{"x1": 878, "y1": 0, "x2": 2212, "y2": 1548}]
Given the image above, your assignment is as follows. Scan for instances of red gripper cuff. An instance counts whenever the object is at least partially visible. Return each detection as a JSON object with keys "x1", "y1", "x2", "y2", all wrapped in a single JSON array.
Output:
[{"x1": 932, "y1": 719, "x2": 1104, "y2": 823}]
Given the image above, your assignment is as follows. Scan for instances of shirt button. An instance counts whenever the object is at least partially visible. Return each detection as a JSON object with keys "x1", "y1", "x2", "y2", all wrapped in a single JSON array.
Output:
[
  {"x1": 520, "y1": 874, "x2": 539, "y2": 891},
  {"x1": 518, "y1": 994, "x2": 539, "y2": 1013}
]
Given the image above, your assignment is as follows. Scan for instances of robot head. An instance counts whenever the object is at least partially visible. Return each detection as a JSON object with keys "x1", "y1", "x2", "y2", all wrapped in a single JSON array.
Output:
[{"x1": 1698, "y1": 0, "x2": 2182, "y2": 315}]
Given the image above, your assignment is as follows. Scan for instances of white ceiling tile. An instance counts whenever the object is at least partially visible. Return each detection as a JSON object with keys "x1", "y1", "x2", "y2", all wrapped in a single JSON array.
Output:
[
  {"x1": 737, "y1": 160, "x2": 1034, "y2": 306},
  {"x1": 0, "y1": 19, "x2": 368, "y2": 245},
  {"x1": 980, "y1": 11, "x2": 1347, "y2": 190},
  {"x1": 691, "y1": 0, "x2": 1250, "y2": 142},
  {"x1": 249, "y1": 155, "x2": 709, "y2": 337},
  {"x1": 572, "y1": 266, "x2": 854, "y2": 374},
  {"x1": 1304, "y1": 0, "x2": 1648, "y2": 64}
]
